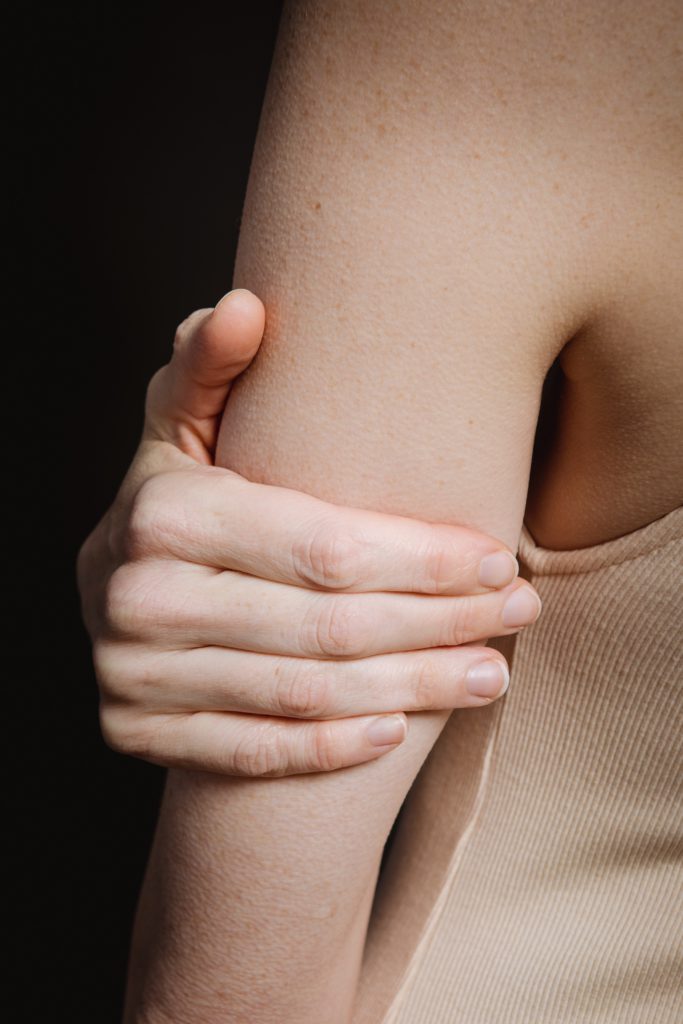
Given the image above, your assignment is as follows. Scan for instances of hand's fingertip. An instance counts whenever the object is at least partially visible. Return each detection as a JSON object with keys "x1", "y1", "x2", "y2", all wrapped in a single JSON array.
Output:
[
  {"x1": 465, "y1": 658, "x2": 510, "y2": 701},
  {"x1": 478, "y1": 549, "x2": 519, "y2": 589},
  {"x1": 500, "y1": 581, "x2": 542, "y2": 630},
  {"x1": 219, "y1": 287, "x2": 259, "y2": 303},
  {"x1": 213, "y1": 288, "x2": 266, "y2": 330},
  {"x1": 198, "y1": 289, "x2": 266, "y2": 365},
  {"x1": 365, "y1": 713, "x2": 408, "y2": 748}
]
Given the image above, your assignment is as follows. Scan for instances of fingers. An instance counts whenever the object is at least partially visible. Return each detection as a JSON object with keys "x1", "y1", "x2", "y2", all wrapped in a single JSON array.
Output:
[
  {"x1": 125, "y1": 465, "x2": 519, "y2": 596},
  {"x1": 102, "y1": 643, "x2": 510, "y2": 718},
  {"x1": 107, "y1": 561, "x2": 541, "y2": 656},
  {"x1": 100, "y1": 704, "x2": 410, "y2": 777},
  {"x1": 143, "y1": 289, "x2": 266, "y2": 459}
]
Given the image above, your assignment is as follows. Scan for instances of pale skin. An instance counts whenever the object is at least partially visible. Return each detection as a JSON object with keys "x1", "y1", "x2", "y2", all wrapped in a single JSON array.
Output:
[
  {"x1": 78, "y1": 290, "x2": 535, "y2": 777},
  {"x1": 78, "y1": 0, "x2": 682, "y2": 1021}
]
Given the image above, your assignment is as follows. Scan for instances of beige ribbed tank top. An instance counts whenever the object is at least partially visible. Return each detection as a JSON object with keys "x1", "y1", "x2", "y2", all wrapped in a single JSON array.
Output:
[{"x1": 354, "y1": 506, "x2": 683, "y2": 1023}]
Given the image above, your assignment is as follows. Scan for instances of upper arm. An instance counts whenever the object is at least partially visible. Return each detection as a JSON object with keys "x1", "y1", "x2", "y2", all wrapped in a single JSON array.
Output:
[
  {"x1": 149, "y1": 2, "x2": 670, "y2": 1020},
  {"x1": 216, "y1": 0, "x2": 613, "y2": 543},
  {"x1": 221, "y1": 0, "x2": 680, "y2": 531}
]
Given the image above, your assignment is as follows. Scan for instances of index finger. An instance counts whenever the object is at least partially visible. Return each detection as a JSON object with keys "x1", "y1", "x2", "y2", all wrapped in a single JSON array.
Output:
[{"x1": 142, "y1": 466, "x2": 519, "y2": 595}]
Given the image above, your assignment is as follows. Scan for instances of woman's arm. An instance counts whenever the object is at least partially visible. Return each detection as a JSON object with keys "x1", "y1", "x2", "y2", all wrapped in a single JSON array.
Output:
[
  {"x1": 124, "y1": 0, "x2": 616, "y2": 1019},
  {"x1": 79, "y1": 293, "x2": 517, "y2": 779}
]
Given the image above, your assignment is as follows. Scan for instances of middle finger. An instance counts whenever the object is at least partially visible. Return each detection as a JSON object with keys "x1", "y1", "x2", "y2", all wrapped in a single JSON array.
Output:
[{"x1": 121, "y1": 563, "x2": 541, "y2": 656}]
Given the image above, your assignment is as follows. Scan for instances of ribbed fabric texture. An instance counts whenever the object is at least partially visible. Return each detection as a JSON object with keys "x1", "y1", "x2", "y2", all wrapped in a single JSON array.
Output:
[{"x1": 354, "y1": 506, "x2": 683, "y2": 1023}]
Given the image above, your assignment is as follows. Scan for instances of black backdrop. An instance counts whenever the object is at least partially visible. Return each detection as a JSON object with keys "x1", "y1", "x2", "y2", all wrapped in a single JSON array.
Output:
[{"x1": 15, "y1": 4, "x2": 283, "y2": 1019}]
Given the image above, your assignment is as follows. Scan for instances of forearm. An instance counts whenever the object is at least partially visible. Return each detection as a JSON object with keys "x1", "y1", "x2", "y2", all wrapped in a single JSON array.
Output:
[{"x1": 125, "y1": 722, "x2": 446, "y2": 1023}]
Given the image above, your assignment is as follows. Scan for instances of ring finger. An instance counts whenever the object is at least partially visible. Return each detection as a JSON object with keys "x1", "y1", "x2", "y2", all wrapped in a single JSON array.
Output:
[{"x1": 110, "y1": 642, "x2": 510, "y2": 717}]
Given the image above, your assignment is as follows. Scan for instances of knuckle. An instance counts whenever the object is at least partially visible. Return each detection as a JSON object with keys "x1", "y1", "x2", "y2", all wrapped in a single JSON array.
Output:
[
  {"x1": 446, "y1": 595, "x2": 477, "y2": 644},
  {"x1": 307, "y1": 721, "x2": 344, "y2": 773},
  {"x1": 125, "y1": 472, "x2": 190, "y2": 559},
  {"x1": 102, "y1": 566, "x2": 136, "y2": 635},
  {"x1": 419, "y1": 535, "x2": 479, "y2": 595},
  {"x1": 125, "y1": 476, "x2": 166, "y2": 557},
  {"x1": 172, "y1": 308, "x2": 210, "y2": 354},
  {"x1": 144, "y1": 366, "x2": 168, "y2": 415},
  {"x1": 172, "y1": 320, "x2": 189, "y2": 353},
  {"x1": 274, "y1": 661, "x2": 333, "y2": 719},
  {"x1": 102, "y1": 564, "x2": 161, "y2": 637},
  {"x1": 292, "y1": 519, "x2": 364, "y2": 590},
  {"x1": 413, "y1": 656, "x2": 446, "y2": 709},
  {"x1": 98, "y1": 702, "x2": 125, "y2": 753},
  {"x1": 303, "y1": 596, "x2": 369, "y2": 658},
  {"x1": 92, "y1": 641, "x2": 158, "y2": 706},
  {"x1": 92, "y1": 640, "x2": 127, "y2": 699},
  {"x1": 420, "y1": 536, "x2": 455, "y2": 595},
  {"x1": 99, "y1": 702, "x2": 150, "y2": 760},
  {"x1": 232, "y1": 726, "x2": 288, "y2": 778}
]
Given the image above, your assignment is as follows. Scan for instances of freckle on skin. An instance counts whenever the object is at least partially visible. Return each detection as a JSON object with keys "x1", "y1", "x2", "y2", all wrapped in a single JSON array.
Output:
[{"x1": 313, "y1": 201, "x2": 321, "y2": 211}]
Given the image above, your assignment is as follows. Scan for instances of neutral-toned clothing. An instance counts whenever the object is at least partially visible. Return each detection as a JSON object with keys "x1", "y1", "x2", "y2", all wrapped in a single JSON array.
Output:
[{"x1": 355, "y1": 506, "x2": 683, "y2": 1023}]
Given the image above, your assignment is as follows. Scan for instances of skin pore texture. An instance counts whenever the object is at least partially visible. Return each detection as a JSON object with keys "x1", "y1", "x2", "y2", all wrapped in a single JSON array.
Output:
[{"x1": 124, "y1": 2, "x2": 682, "y2": 1021}]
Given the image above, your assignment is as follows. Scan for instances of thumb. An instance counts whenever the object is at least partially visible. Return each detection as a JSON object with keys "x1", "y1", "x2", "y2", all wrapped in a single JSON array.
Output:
[{"x1": 144, "y1": 288, "x2": 266, "y2": 461}]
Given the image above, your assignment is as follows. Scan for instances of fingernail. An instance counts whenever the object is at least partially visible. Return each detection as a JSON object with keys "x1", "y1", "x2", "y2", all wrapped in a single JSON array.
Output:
[
  {"x1": 466, "y1": 660, "x2": 510, "y2": 699},
  {"x1": 366, "y1": 715, "x2": 407, "y2": 747},
  {"x1": 478, "y1": 551, "x2": 518, "y2": 588},
  {"x1": 216, "y1": 288, "x2": 248, "y2": 307},
  {"x1": 502, "y1": 585, "x2": 542, "y2": 628}
]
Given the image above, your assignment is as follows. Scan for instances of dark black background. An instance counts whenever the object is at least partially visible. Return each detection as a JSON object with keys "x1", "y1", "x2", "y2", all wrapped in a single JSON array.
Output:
[{"x1": 15, "y1": 3, "x2": 283, "y2": 1019}]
